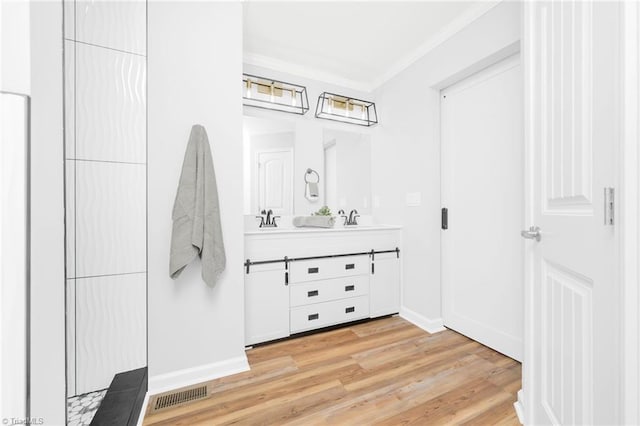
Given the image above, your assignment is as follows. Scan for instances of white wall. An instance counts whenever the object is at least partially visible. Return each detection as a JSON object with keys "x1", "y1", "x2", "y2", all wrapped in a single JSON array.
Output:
[
  {"x1": 29, "y1": 1, "x2": 66, "y2": 424},
  {"x1": 243, "y1": 64, "x2": 375, "y2": 216},
  {"x1": 0, "y1": 0, "x2": 30, "y2": 94},
  {"x1": 148, "y1": 2, "x2": 247, "y2": 392},
  {"x1": 373, "y1": 2, "x2": 521, "y2": 324}
]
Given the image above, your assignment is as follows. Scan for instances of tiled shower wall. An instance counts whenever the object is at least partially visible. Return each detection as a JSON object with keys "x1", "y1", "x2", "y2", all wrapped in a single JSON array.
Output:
[{"x1": 64, "y1": 0, "x2": 147, "y2": 396}]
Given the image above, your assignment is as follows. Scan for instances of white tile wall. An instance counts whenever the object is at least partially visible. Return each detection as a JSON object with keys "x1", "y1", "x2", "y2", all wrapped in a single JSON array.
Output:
[
  {"x1": 75, "y1": 44, "x2": 146, "y2": 163},
  {"x1": 75, "y1": 273, "x2": 146, "y2": 394},
  {"x1": 66, "y1": 279, "x2": 76, "y2": 396},
  {"x1": 64, "y1": 0, "x2": 147, "y2": 398},
  {"x1": 64, "y1": 0, "x2": 75, "y2": 40},
  {"x1": 64, "y1": 40, "x2": 75, "y2": 159},
  {"x1": 66, "y1": 160, "x2": 76, "y2": 277},
  {"x1": 75, "y1": 161, "x2": 146, "y2": 278},
  {"x1": 75, "y1": 0, "x2": 146, "y2": 55}
]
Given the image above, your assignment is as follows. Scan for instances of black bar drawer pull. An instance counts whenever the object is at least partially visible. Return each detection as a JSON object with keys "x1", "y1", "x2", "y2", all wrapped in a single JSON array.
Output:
[
  {"x1": 345, "y1": 307, "x2": 355, "y2": 313},
  {"x1": 307, "y1": 290, "x2": 319, "y2": 297},
  {"x1": 308, "y1": 313, "x2": 319, "y2": 321},
  {"x1": 308, "y1": 267, "x2": 319, "y2": 274},
  {"x1": 345, "y1": 285, "x2": 355, "y2": 292},
  {"x1": 345, "y1": 263, "x2": 355, "y2": 270}
]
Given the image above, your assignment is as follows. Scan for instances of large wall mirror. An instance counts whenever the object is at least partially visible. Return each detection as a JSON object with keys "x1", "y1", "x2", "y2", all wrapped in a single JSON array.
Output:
[
  {"x1": 243, "y1": 116, "x2": 295, "y2": 215},
  {"x1": 323, "y1": 129, "x2": 372, "y2": 215},
  {"x1": 243, "y1": 114, "x2": 372, "y2": 218}
]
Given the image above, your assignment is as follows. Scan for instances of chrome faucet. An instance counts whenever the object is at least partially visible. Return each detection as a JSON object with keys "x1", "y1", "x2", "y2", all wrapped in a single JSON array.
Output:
[
  {"x1": 338, "y1": 209, "x2": 348, "y2": 226},
  {"x1": 256, "y1": 209, "x2": 279, "y2": 228},
  {"x1": 346, "y1": 209, "x2": 360, "y2": 226}
]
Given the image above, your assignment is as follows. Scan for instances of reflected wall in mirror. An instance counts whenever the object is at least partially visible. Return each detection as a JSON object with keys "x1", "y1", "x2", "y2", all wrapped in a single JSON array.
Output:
[
  {"x1": 323, "y1": 129, "x2": 372, "y2": 215},
  {"x1": 243, "y1": 116, "x2": 295, "y2": 215}
]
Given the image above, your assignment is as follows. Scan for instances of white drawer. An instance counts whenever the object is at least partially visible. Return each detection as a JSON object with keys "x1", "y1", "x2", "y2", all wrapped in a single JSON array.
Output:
[
  {"x1": 290, "y1": 275, "x2": 369, "y2": 307},
  {"x1": 290, "y1": 255, "x2": 369, "y2": 283},
  {"x1": 290, "y1": 295, "x2": 369, "y2": 333}
]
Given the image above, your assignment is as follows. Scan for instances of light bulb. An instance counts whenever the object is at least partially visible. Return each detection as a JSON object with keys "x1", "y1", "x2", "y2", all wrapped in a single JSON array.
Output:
[
  {"x1": 345, "y1": 100, "x2": 350, "y2": 118},
  {"x1": 291, "y1": 89, "x2": 297, "y2": 106},
  {"x1": 327, "y1": 97, "x2": 333, "y2": 114},
  {"x1": 270, "y1": 84, "x2": 275, "y2": 103},
  {"x1": 361, "y1": 104, "x2": 367, "y2": 120},
  {"x1": 245, "y1": 80, "x2": 252, "y2": 98}
]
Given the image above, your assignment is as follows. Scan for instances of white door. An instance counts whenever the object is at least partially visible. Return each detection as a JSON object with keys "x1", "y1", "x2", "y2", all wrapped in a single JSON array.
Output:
[
  {"x1": 524, "y1": 1, "x2": 620, "y2": 424},
  {"x1": 257, "y1": 150, "x2": 292, "y2": 215},
  {"x1": 441, "y1": 54, "x2": 523, "y2": 361}
]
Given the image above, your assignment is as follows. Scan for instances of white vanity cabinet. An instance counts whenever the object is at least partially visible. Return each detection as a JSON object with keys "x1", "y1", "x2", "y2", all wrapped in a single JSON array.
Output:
[
  {"x1": 370, "y1": 252, "x2": 401, "y2": 318},
  {"x1": 289, "y1": 255, "x2": 370, "y2": 333},
  {"x1": 244, "y1": 262, "x2": 290, "y2": 346},
  {"x1": 244, "y1": 226, "x2": 402, "y2": 346}
]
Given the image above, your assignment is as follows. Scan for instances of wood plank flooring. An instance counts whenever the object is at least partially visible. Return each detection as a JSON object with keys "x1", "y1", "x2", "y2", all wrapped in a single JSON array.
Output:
[{"x1": 142, "y1": 316, "x2": 521, "y2": 425}]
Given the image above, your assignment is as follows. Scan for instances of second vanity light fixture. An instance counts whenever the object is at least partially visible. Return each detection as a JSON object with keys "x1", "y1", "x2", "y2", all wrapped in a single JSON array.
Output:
[
  {"x1": 315, "y1": 92, "x2": 378, "y2": 127},
  {"x1": 243, "y1": 73, "x2": 310, "y2": 115}
]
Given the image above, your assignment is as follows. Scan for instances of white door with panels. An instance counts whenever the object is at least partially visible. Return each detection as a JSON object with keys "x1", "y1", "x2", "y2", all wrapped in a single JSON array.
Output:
[
  {"x1": 524, "y1": 1, "x2": 621, "y2": 424},
  {"x1": 257, "y1": 150, "x2": 292, "y2": 215},
  {"x1": 441, "y1": 54, "x2": 524, "y2": 361}
]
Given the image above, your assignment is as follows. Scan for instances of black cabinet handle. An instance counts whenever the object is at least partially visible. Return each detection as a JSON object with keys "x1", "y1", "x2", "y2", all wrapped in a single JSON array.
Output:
[
  {"x1": 308, "y1": 267, "x2": 319, "y2": 274},
  {"x1": 442, "y1": 207, "x2": 448, "y2": 230},
  {"x1": 345, "y1": 263, "x2": 355, "y2": 270},
  {"x1": 308, "y1": 313, "x2": 319, "y2": 321},
  {"x1": 345, "y1": 285, "x2": 355, "y2": 292},
  {"x1": 307, "y1": 290, "x2": 319, "y2": 297},
  {"x1": 345, "y1": 307, "x2": 355, "y2": 313}
]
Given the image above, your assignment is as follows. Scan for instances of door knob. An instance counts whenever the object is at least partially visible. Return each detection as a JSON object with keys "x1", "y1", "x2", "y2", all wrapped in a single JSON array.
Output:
[{"x1": 521, "y1": 226, "x2": 541, "y2": 242}]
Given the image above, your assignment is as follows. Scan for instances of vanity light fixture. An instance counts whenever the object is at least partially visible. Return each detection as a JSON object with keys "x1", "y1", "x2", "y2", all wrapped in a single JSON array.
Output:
[
  {"x1": 315, "y1": 92, "x2": 378, "y2": 127},
  {"x1": 242, "y1": 73, "x2": 309, "y2": 115}
]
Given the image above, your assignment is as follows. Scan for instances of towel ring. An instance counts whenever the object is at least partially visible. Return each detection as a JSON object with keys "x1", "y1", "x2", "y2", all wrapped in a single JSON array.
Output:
[{"x1": 304, "y1": 168, "x2": 319, "y2": 184}]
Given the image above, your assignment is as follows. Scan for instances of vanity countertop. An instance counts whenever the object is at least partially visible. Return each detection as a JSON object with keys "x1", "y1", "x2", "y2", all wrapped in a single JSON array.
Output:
[{"x1": 244, "y1": 224, "x2": 402, "y2": 236}]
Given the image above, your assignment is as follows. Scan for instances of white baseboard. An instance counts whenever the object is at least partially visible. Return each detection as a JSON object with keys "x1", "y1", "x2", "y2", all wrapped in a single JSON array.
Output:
[
  {"x1": 148, "y1": 355, "x2": 250, "y2": 395},
  {"x1": 135, "y1": 392, "x2": 150, "y2": 426},
  {"x1": 513, "y1": 389, "x2": 524, "y2": 424},
  {"x1": 399, "y1": 306, "x2": 446, "y2": 334}
]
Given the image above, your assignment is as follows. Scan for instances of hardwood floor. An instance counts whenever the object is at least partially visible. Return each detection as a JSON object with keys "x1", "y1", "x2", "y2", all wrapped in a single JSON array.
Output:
[{"x1": 143, "y1": 316, "x2": 521, "y2": 425}]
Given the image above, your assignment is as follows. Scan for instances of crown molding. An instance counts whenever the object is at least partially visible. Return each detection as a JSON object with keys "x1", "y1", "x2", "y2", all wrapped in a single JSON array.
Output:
[
  {"x1": 244, "y1": 1, "x2": 503, "y2": 93},
  {"x1": 371, "y1": 1, "x2": 502, "y2": 89},
  {"x1": 243, "y1": 52, "x2": 375, "y2": 93}
]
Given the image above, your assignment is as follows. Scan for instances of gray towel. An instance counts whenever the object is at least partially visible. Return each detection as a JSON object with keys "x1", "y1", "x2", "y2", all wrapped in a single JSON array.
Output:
[
  {"x1": 293, "y1": 216, "x2": 335, "y2": 228},
  {"x1": 169, "y1": 125, "x2": 226, "y2": 287}
]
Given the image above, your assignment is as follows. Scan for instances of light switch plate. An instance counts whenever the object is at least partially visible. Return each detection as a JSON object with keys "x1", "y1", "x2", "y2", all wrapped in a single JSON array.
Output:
[{"x1": 406, "y1": 192, "x2": 421, "y2": 207}]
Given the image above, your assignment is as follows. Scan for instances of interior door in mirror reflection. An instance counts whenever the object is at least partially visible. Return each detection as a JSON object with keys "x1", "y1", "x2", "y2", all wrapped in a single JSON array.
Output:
[{"x1": 256, "y1": 149, "x2": 293, "y2": 215}]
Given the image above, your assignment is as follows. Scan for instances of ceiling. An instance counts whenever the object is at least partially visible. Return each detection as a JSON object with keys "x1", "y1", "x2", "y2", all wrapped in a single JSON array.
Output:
[{"x1": 243, "y1": 1, "x2": 498, "y2": 92}]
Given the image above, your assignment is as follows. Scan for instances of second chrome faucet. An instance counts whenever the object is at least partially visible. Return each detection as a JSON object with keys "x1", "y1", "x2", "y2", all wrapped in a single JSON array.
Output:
[{"x1": 338, "y1": 209, "x2": 360, "y2": 226}]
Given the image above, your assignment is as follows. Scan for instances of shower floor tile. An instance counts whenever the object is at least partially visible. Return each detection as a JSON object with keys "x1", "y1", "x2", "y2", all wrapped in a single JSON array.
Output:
[{"x1": 67, "y1": 389, "x2": 107, "y2": 426}]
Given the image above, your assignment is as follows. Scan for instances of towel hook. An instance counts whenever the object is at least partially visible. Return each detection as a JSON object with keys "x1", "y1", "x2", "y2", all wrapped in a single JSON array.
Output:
[{"x1": 304, "y1": 168, "x2": 319, "y2": 184}]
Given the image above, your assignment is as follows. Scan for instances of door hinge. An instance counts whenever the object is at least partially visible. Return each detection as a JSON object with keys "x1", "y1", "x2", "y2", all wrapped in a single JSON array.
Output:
[
  {"x1": 441, "y1": 207, "x2": 448, "y2": 230},
  {"x1": 604, "y1": 187, "x2": 615, "y2": 226}
]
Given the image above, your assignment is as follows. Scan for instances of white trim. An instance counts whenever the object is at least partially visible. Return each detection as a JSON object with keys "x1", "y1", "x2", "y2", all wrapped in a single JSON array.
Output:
[
  {"x1": 399, "y1": 306, "x2": 446, "y2": 334},
  {"x1": 243, "y1": 52, "x2": 373, "y2": 93},
  {"x1": 622, "y1": 1, "x2": 640, "y2": 424},
  {"x1": 513, "y1": 389, "x2": 525, "y2": 424},
  {"x1": 371, "y1": 1, "x2": 502, "y2": 89},
  {"x1": 147, "y1": 355, "x2": 250, "y2": 395},
  {"x1": 244, "y1": 1, "x2": 502, "y2": 93},
  {"x1": 135, "y1": 392, "x2": 150, "y2": 426}
]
